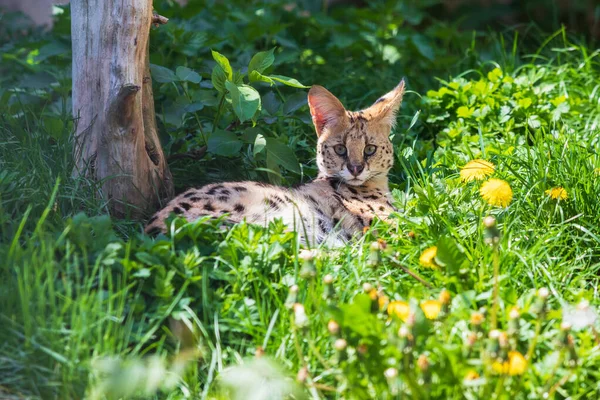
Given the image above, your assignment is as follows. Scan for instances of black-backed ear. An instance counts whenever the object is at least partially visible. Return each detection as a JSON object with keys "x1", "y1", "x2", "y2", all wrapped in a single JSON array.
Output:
[
  {"x1": 307, "y1": 85, "x2": 349, "y2": 136},
  {"x1": 365, "y1": 79, "x2": 406, "y2": 129}
]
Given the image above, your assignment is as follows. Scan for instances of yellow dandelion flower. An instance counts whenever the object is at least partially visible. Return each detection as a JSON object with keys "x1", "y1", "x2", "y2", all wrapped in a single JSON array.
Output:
[
  {"x1": 491, "y1": 351, "x2": 527, "y2": 375},
  {"x1": 421, "y1": 300, "x2": 442, "y2": 320},
  {"x1": 545, "y1": 187, "x2": 567, "y2": 200},
  {"x1": 460, "y1": 159, "x2": 495, "y2": 182},
  {"x1": 419, "y1": 246, "x2": 438, "y2": 268},
  {"x1": 507, "y1": 351, "x2": 527, "y2": 375},
  {"x1": 464, "y1": 370, "x2": 480, "y2": 381},
  {"x1": 387, "y1": 300, "x2": 410, "y2": 321},
  {"x1": 480, "y1": 178, "x2": 513, "y2": 207},
  {"x1": 492, "y1": 360, "x2": 508, "y2": 374}
]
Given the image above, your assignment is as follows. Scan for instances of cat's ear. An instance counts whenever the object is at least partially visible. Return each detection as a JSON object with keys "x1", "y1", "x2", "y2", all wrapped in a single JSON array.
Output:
[
  {"x1": 308, "y1": 85, "x2": 348, "y2": 136},
  {"x1": 366, "y1": 79, "x2": 406, "y2": 129}
]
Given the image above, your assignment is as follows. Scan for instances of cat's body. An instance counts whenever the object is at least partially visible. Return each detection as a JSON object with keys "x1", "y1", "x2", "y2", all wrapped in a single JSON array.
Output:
[{"x1": 145, "y1": 80, "x2": 406, "y2": 245}]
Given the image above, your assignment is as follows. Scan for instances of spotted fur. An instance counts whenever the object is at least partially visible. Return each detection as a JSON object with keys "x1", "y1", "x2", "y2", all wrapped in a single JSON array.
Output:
[{"x1": 145, "y1": 80, "x2": 406, "y2": 246}]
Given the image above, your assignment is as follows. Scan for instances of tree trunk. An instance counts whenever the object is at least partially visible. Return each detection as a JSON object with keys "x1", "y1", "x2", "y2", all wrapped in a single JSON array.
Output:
[{"x1": 71, "y1": 0, "x2": 173, "y2": 218}]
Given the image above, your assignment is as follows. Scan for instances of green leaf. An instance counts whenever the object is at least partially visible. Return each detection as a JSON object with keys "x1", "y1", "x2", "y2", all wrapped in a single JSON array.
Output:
[
  {"x1": 268, "y1": 75, "x2": 309, "y2": 88},
  {"x1": 249, "y1": 70, "x2": 274, "y2": 85},
  {"x1": 527, "y1": 115, "x2": 541, "y2": 129},
  {"x1": 211, "y1": 65, "x2": 227, "y2": 93},
  {"x1": 254, "y1": 133, "x2": 266, "y2": 157},
  {"x1": 283, "y1": 92, "x2": 307, "y2": 115},
  {"x1": 435, "y1": 237, "x2": 466, "y2": 275},
  {"x1": 207, "y1": 130, "x2": 243, "y2": 157},
  {"x1": 248, "y1": 48, "x2": 275, "y2": 75},
  {"x1": 225, "y1": 81, "x2": 261, "y2": 123},
  {"x1": 265, "y1": 151, "x2": 282, "y2": 185},
  {"x1": 262, "y1": 91, "x2": 281, "y2": 115},
  {"x1": 211, "y1": 50, "x2": 233, "y2": 79},
  {"x1": 265, "y1": 138, "x2": 300, "y2": 173},
  {"x1": 176, "y1": 66, "x2": 201, "y2": 83},
  {"x1": 150, "y1": 64, "x2": 177, "y2": 83},
  {"x1": 42, "y1": 116, "x2": 65, "y2": 140}
]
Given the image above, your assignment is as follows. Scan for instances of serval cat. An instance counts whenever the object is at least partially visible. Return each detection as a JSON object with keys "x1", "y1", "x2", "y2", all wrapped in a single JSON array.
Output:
[{"x1": 145, "y1": 80, "x2": 405, "y2": 246}]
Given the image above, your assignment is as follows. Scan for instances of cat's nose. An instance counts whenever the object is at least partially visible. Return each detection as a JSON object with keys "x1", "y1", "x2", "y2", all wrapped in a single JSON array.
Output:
[{"x1": 348, "y1": 163, "x2": 365, "y2": 176}]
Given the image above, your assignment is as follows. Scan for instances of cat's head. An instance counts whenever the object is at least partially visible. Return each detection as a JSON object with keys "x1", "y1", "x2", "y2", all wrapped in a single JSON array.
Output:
[{"x1": 308, "y1": 80, "x2": 405, "y2": 186}]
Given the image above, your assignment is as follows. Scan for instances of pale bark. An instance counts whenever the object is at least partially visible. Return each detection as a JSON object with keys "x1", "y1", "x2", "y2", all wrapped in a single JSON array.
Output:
[{"x1": 71, "y1": 0, "x2": 173, "y2": 218}]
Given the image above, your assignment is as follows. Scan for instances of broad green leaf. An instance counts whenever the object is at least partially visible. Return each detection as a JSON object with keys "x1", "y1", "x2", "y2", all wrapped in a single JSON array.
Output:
[
  {"x1": 265, "y1": 138, "x2": 300, "y2": 173},
  {"x1": 42, "y1": 116, "x2": 65, "y2": 140},
  {"x1": 248, "y1": 48, "x2": 275, "y2": 75},
  {"x1": 193, "y1": 90, "x2": 219, "y2": 107},
  {"x1": 150, "y1": 64, "x2": 177, "y2": 83},
  {"x1": 207, "y1": 130, "x2": 243, "y2": 157},
  {"x1": 249, "y1": 70, "x2": 274, "y2": 85},
  {"x1": 268, "y1": 74, "x2": 309, "y2": 88},
  {"x1": 265, "y1": 152, "x2": 282, "y2": 185},
  {"x1": 211, "y1": 65, "x2": 227, "y2": 93},
  {"x1": 283, "y1": 92, "x2": 307, "y2": 115},
  {"x1": 435, "y1": 237, "x2": 466, "y2": 275},
  {"x1": 527, "y1": 115, "x2": 541, "y2": 129},
  {"x1": 225, "y1": 81, "x2": 261, "y2": 123},
  {"x1": 176, "y1": 66, "x2": 201, "y2": 83},
  {"x1": 262, "y1": 91, "x2": 281, "y2": 115},
  {"x1": 211, "y1": 50, "x2": 233, "y2": 79},
  {"x1": 184, "y1": 102, "x2": 204, "y2": 113},
  {"x1": 254, "y1": 133, "x2": 266, "y2": 157}
]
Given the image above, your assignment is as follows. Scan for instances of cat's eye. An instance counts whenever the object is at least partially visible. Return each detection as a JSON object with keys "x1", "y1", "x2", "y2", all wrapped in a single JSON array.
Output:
[
  {"x1": 333, "y1": 144, "x2": 347, "y2": 156},
  {"x1": 364, "y1": 145, "x2": 377, "y2": 156}
]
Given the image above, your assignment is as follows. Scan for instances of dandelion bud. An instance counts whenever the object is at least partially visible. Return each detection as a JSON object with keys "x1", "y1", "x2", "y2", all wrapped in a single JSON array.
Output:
[
  {"x1": 398, "y1": 326, "x2": 410, "y2": 338},
  {"x1": 531, "y1": 287, "x2": 550, "y2": 316},
  {"x1": 327, "y1": 320, "x2": 340, "y2": 336},
  {"x1": 334, "y1": 338, "x2": 347, "y2": 351},
  {"x1": 508, "y1": 307, "x2": 520, "y2": 337},
  {"x1": 483, "y1": 216, "x2": 497, "y2": 228},
  {"x1": 557, "y1": 322, "x2": 572, "y2": 347},
  {"x1": 368, "y1": 241, "x2": 383, "y2": 267},
  {"x1": 367, "y1": 289, "x2": 379, "y2": 313},
  {"x1": 384, "y1": 367, "x2": 399, "y2": 395},
  {"x1": 566, "y1": 335, "x2": 578, "y2": 367},
  {"x1": 538, "y1": 287, "x2": 549, "y2": 298},
  {"x1": 293, "y1": 303, "x2": 309, "y2": 329},
  {"x1": 463, "y1": 331, "x2": 477, "y2": 358},
  {"x1": 439, "y1": 289, "x2": 451, "y2": 315},
  {"x1": 466, "y1": 331, "x2": 477, "y2": 347},
  {"x1": 384, "y1": 367, "x2": 398, "y2": 379},
  {"x1": 417, "y1": 354, "x2": 429, "y2": 371},
  {"x1": 323, "y1": 274, "x2": 335, "y2": 301},
  {"x1": 297, "y1": 366, "x2": 308, "y2": 383},
  {"x1": 439, "y1": 289, "x2": 451, "y2": 305},
  {"x1": 398, "y1": 325, "x2": 414, "y2": 352},
  {"x1": 285, "y1": 285, "x2": 299, "y2": 309},
  {"x1": 487, "y1": 330, "x2": 501, "y2": 359},
  {"x1": 483, "y1": 215, "x2": 501, "y2": 245},
  {"x1": 408, "y1": 231, "x2": 416, "y2": 239},
  {"x1": 470, "y1": 312, "x2": 485, "y2": 331},
  {"x1": 498, "y1": 331, "x2": 509, "y2": 348},
  {"x1": 357, "y1": 344, "x2": 368, "y2": 355},
  {"x1": 417, "y1": 354, "x2": 431, "y2": 384},
  {"x1": 299, "y1": 249, "x2": 317, "y2": 279}
]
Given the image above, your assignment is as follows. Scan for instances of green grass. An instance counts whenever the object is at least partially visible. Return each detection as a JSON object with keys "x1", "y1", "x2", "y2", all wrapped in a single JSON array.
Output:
[{"x1": 1, "y1": 0, "x2": 600, "y2": 398}]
